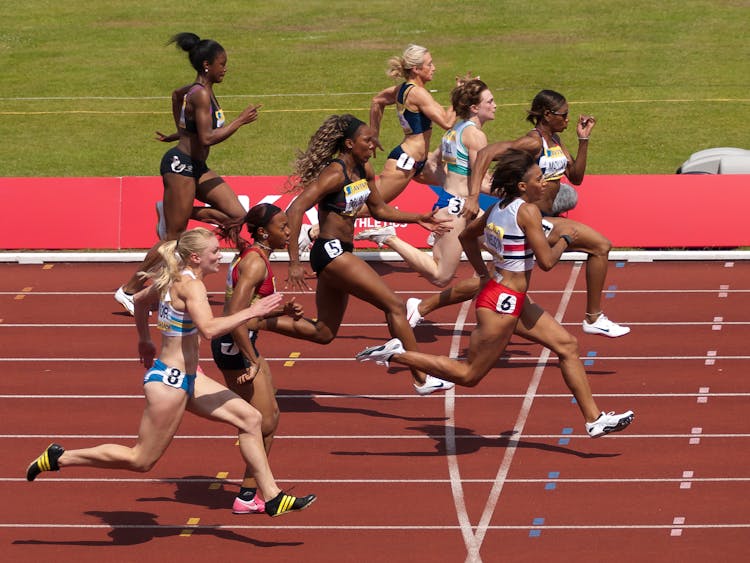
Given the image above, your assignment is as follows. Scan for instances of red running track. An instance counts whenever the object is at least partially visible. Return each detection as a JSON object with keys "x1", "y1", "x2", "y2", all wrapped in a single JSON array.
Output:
[{"x1": 1, "y1": 259, "x2": 749, "y2": 562}]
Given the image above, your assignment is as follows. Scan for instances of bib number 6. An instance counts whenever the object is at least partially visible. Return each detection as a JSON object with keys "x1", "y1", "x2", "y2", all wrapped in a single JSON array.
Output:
[{"x1": 496, "y1": 292, "x2": 518, "y2": 314}]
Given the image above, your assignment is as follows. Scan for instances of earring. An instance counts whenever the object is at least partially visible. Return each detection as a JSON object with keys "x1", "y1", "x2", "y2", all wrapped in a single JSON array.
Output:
[{"x1": 262, "y1": 233, "x2": 268, "y2": 239}]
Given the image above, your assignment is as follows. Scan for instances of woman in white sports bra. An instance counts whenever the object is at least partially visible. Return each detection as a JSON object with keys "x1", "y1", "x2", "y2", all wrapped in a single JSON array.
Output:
[
  {"x1": 357, "y1": 150, "x2": 635, "y2": 439},
  {"x1": 26, "y1": 228, "x2": 316, "y2": 517}
]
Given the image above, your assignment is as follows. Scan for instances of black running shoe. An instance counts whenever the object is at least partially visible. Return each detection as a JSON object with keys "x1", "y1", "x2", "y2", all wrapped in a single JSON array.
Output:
[
  {"x1": 26, "y1": 443, "x2": 64, "y2": 481},
  {"x1": 265, "y1": 491, "x2": 316, "y2": 517}
]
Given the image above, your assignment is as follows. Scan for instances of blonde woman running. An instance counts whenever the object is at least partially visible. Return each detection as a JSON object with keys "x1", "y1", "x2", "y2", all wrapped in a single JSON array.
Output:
[{"x1": 27, "y1": 228, "x2": 315, "y2": 517}]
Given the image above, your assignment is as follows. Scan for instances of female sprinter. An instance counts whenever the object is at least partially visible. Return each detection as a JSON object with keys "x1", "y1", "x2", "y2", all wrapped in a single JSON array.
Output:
[
  {"x1": 28, "y1": 228, "x2": 316, "y2": 517},
  {"x1": 356, "y1": 78, "x2": 495, "y2": 324},
  {"x1": 212, "y1": 204, "x2": 301, "y2": 514},
  {"x1": 115, "y1": 32, "x2": 260, "y2": 314},
  {"x1": 368, "y1": 44, "x2": 456, "y2": 203},
  {"x1": 256, "y1": 114, "x2": 454, "y2": 395},
  {"x1": 357, "y1": 150, "x2": 634, "y2": 437}
]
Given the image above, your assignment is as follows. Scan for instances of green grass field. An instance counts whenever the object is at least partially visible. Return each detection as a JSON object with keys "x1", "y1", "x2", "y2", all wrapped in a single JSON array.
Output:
[{"x1": 3, "y1": 0, "x2": 748, "y2": 177}]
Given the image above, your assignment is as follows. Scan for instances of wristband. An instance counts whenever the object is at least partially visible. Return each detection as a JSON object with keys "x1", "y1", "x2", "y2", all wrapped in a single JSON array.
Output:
[{"x1": 560, "y1": 234, "x2": 572, "y2": 247}]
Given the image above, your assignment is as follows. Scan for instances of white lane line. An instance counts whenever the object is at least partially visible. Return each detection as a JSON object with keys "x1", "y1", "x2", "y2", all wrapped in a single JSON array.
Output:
[
  {"x1": 3, "y1": 355, "x2": 750, "y2": 362},
  {"x1": 468, "y1": 263, "x2": 582, "y2": 561},
  {"x1": 444, "y1": 298, "x2": 480, "y2": 556},
  {"x1": 3, "y1": 523, "x2": 749, "y2": 530}
]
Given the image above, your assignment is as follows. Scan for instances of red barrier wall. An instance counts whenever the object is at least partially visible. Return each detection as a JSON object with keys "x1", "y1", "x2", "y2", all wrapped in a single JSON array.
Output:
[{"x1": 1, "y1": 175, "x2": 747, "y2": 249}]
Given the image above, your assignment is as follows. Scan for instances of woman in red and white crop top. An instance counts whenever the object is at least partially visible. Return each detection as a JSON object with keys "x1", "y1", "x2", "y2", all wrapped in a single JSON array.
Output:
[
  {"x1": 212, "y1": 204, "x2": 305, "y2": 514},
  {"x1": 358, "y1": 150, "x2": 635, "y2": 439},
  {"x1": 465, "y1": 90, "x2": 630, "y2": 338}
]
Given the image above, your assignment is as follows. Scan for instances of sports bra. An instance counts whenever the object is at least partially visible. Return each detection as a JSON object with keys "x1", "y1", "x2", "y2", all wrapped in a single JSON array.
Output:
[
  {"x1": 483, "y1": 198, "x2": 535, "y2": 273},
  {"x1": 533, "y1": 129, "x2": 568, "y2": 181},
  {"x1": 396, "y1": 82, "x2": 432, "y2": 135},
  {"x1": 319, "y1": 159, "x2": 371, "y2": 217},
  {"x1": 225, "y1": 247, "x2": 276, "y2": 303},
  {"x1": 179, "y1": 83, "x2": 225, "y2": 133},
  {"x1": 441, "y1": 120, "x2": 476, "y2": 176},
  {"x1": 157, "y1": 270, "x2": 199, "y2": 337}
]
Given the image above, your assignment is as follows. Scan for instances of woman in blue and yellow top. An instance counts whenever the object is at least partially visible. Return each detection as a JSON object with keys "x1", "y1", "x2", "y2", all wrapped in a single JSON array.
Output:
[
  {"x1": 257, "y1": 114, "x2": 454, "y2": 395},
  {"x1": 26, "y1": 228, "x2": 316, "y2": 517}
]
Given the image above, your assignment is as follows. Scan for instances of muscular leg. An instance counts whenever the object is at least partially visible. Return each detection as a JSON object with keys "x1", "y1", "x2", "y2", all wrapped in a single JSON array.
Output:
[
  {"x1": 375, "y1": 159, "x2": 416, "y2": 203},
  {"x1": 547, "y1": 217, "x2": 612, "y2": 320},
  {"x1": 195, "y1": 172, "x2": 247, "y2": 227},
  {"x1": 187, "y1": 369, "x2": 282, "y2": 502},
  {"x1": 57, "y1": 383, "x2": 188, "y2": 472},
  {"x1": 389, "y1": 307, "x2": 517, "y2": 386},
  {"x1": 419, "y1": 276, "x2": 482, "y2": 318},
  {"x1": 384, "y1": 209, "x2": 465, "y2": 287},
  {"x1": 162, "y1": 172, "x2": 199, "y2": 240},
  {"x1": 513, "y1": 300, "x2": 600, "y2": 422},
  {"x1": 220, "y1": 357, "x2": 279, "y2": 492}
]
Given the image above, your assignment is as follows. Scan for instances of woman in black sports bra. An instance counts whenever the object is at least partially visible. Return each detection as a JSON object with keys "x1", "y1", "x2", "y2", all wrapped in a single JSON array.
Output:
[
  {"x1": 155, "y1": 32, "x2": 261, "y2": 239},
  {"x1": 115, "y1": 32, "x2": 262, "y2": 316},
  {"x1": 254, "y1": 114, "x2": 455, "y2": 396}
]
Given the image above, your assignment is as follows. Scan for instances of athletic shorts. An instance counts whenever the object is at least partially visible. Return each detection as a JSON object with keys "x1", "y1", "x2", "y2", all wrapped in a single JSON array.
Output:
[
  {"x1": 160, "y1": 147, "x2": 210, "y2": 179},
  {"x1": 387, "y1": 145, "x2": 426, "y2": 176},
  {"x1": 475, "y1": 280, "x2": 526, "y2": 318},
  {"x1": 143, "y1": 358, "x2": 196, "y2": 395},
  {"x1": 309, "y1": 237, "x2": 354, "y2": 275},
  {"x1": 431, "y1": 186, "x2": 465, "y2": 215},
  {"x1": 210, "y1": 332, "x2": 259, "y2": 371}
]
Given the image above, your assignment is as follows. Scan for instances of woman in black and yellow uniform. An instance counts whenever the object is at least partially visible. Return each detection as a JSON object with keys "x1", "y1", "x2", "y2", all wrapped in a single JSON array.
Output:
[
  {"x1": 115, "y1": 32, "x2": 261, "y2": 315},
  {"x1": 258, "y1": 114, "x2": 454, "y2": 395}
]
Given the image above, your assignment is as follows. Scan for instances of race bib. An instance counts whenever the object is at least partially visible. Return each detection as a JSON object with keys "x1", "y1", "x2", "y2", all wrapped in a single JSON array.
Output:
[
  {"x1": 324, "y1": 239, "x2": 344, "y2": 259},
  {"x1": 447, "y1": 196, "x2": 465, "y2": 216},
  {"x1": 495, "y1": 292, "x2": 519, "y2": 315},
  {"x1": 396, "y1": 152, "x2": 416, "y2": 171}
]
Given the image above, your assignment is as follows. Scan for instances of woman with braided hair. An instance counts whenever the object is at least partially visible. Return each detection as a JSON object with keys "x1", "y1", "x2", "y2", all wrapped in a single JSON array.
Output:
[{"x1": 257, "y1": 113, "x2": 455, "y2": 395}]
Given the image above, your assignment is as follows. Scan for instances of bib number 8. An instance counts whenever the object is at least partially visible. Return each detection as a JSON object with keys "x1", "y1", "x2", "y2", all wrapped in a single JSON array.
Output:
[{"x1": 165, "y1": 368, "x2": 185, "y2": 388}]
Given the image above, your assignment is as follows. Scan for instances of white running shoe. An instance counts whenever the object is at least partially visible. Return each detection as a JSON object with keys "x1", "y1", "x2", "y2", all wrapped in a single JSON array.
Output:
[
  {"x1": 585, "y1": 410, "x2": 634, "y2": 438},
  {"x1": 414, "y1": 374, "x2": 455, "y2": 396},
  {"x1": 406, "y1": 298, "x2": 423, "y2": 328},
  {"x1": 155, "y1": 201, "x2": 166, "y2": 240},
  {"x1": 114, "y1": 286, "x2": 135, "y2": 316},
  {"x1": 356, "y1": 338, "x2": 405, "y2": 367},
  {"x1": 582, "y1": 313, "x2": 630, "y2": 337},
  {"x1": 354, "y1": 225, "x2": 396, "y2": 248}
]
